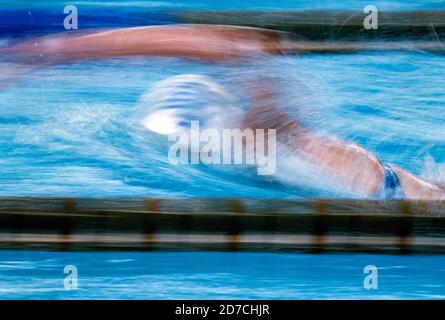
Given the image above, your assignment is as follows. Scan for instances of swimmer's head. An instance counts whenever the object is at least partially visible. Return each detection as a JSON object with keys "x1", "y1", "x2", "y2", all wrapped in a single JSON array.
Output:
[{"x1": 141, "y1": 74, "x2": 240, "y2": 135}]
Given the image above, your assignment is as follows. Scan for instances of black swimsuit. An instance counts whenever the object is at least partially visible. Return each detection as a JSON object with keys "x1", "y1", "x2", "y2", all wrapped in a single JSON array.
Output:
[{"x1": 374, "y1": 164, "x2": 405, "y2": 199}]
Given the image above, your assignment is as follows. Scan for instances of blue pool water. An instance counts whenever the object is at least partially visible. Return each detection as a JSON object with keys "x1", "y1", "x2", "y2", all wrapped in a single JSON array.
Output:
[
  {"x1": 1, "y1": 0, "x2": 445, "y2": 300},
  {"x1": 1, "y1": 52, "x2": 445, "y2": 198},
  {"x1": 2, "y1": 0, "x2": 445, "y2": 10},
  {"x1": 0, "y1": 251, "x2": 444, "y2": 299},
  {"x1": 1, "y1": 1, "x2": 445, "y2": 199}
]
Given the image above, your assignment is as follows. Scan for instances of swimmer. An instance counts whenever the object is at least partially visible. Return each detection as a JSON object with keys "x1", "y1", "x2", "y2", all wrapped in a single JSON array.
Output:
[{"x1": 3, "y1": 24, "x2": 445, "y2": 199}]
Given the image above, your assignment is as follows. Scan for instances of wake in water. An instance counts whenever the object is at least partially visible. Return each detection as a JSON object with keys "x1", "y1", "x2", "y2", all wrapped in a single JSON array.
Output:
[
  {"x1": 1, "y1": 25, "x2": 445, "y2": 199},
  {"x1": 140, "y1": 73, "x2": 243, "y2": 135}
]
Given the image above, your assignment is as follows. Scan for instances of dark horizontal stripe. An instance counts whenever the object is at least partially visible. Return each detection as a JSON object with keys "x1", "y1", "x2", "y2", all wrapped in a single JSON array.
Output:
[
  {"x1": 2, "y1": 9, "x2": 445, "y2": 40},
  {"x1": 175, "y1": 10, "x2": 445, "y2": 40},
  {"x1": 0, "y1": 197, "x2": 444, "y2": 253}
]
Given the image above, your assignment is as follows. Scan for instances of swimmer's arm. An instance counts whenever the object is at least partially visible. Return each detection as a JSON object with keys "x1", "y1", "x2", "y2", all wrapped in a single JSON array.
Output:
[
  {"x1": 0, "y1": 25, "x2": 285, "y2": 86},
  {"x1": 242, "y1": 80, "x2": 384, "y2": 196},
  {"x1": 6, "y1": 25, "x2": 443, "y2": 66},
  {"x1": 2, "y1": 25, "x2": 285, "y2": 64},
  {"x1": 243, "y1": 80, "x2": 445, "y2": 199}
]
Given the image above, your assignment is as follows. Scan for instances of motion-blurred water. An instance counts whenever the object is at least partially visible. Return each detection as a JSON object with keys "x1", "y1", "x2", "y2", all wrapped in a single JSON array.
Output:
[
  {"x1": 1, "y1": 52, "x2": 445, "y2": 198},
  {"x1": 1, "y1": 0, "x2": 445, "y2": 300},
  {"x1": 1, "y1": 251, "x2": 445, "y2": 299}
]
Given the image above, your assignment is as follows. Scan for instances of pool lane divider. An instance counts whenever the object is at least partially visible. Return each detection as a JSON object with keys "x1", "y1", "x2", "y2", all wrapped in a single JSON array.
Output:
[
  {"x1": 227, "y1": 199, "x2": 245, "y2": 251},
  {"x1": 311, "y1": 199, "x2": 328, "y2": 253},
  {"x1": 397, "y1": 201, "x2": 413, "y2": 254},
  {"x1": 0, "y1": 198, "x2": 442, "y2": 253},
  {"x1": 142, "y1": 198, "x2": 161, "y2": 251},
  {"x1": 175, "y1": 10, "x2": 445, "y2": 41}
]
